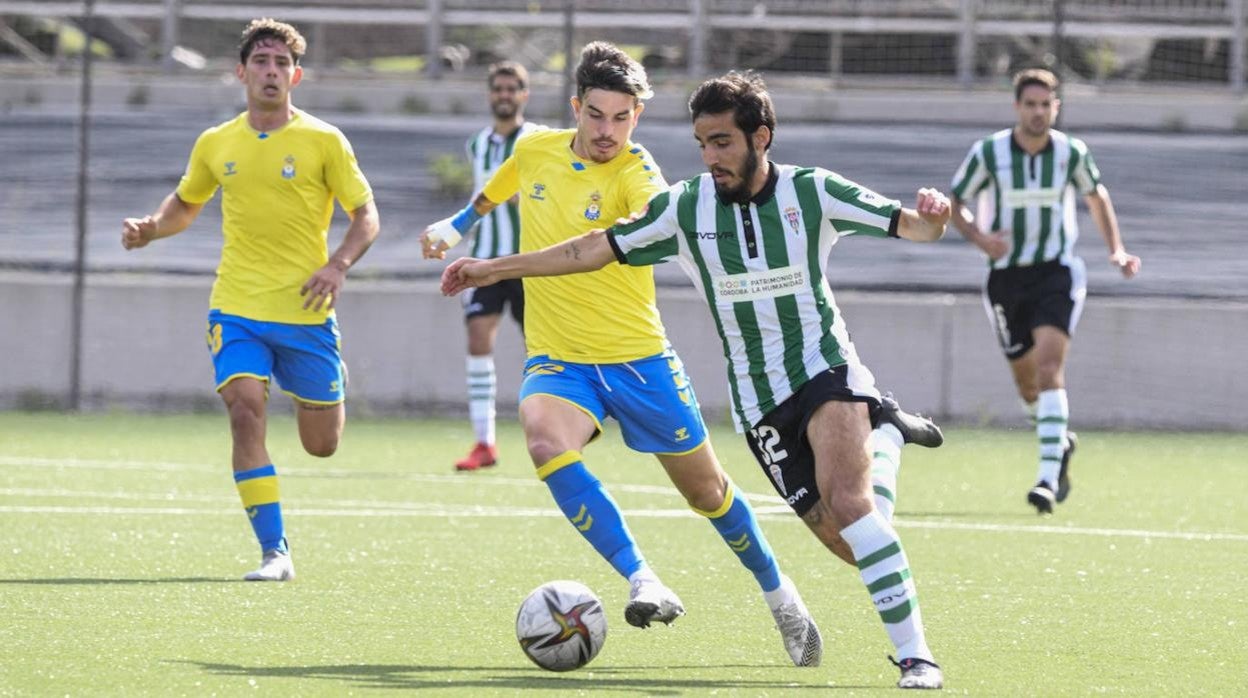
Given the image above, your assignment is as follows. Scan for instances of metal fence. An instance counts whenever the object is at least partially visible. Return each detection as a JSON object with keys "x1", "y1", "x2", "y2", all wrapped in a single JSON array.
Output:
[{"x1": 2, "y1": 0, "x2": 1244, "y2": 88}]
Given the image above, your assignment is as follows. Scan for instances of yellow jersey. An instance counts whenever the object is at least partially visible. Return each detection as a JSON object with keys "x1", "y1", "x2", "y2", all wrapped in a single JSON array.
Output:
[
  {"x1": 482, "y1": 128, "x2": 667, "y2": 362},
  {"x1": 176, "y1": 109, "x2": 373, "y2": 324}
]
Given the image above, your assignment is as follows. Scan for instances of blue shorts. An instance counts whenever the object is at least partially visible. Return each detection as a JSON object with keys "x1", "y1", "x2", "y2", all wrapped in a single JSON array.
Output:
[
  {"x1": 206, "y1": 310, "x2": 345, "y2": 405},
  {"x1": 518, "y1": 348, "x2": 708, "y2": 455}
]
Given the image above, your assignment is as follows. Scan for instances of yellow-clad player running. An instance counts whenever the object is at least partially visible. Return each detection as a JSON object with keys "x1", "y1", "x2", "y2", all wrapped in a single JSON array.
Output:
[
  {"x1": 121, "y1": 19, "x2": 380, "y2": 581},
  {"x1": 420, "y1": 42, "x2": 821, "y2": 666}
]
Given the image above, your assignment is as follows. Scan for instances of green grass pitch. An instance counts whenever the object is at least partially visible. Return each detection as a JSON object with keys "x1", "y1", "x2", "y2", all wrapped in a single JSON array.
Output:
[{"x1": 1, "y1": 412, "x2": 1244, "y2": 695}]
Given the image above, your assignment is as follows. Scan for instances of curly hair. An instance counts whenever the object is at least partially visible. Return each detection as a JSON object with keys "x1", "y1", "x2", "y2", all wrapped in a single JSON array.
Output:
[
  {"x1": 688, "y1": 71, "x2": 776, "y2": 151},
  {"x1": 239, "y1": 18, "x2": 307, "y2": 65}
]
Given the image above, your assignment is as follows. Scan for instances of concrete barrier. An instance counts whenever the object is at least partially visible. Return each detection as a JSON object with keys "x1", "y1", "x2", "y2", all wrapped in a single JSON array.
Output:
[
  {"x1": 2, "y1": 271, "x2": 1244, "y2": 430},
  {"x1": 3, "y1": 74, "x2": 1247, "y2": 132}
]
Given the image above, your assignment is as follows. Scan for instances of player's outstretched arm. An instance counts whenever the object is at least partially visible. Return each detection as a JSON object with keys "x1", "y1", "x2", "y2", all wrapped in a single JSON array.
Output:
[
  {"x1": 896, "y1": 187, "x2": 952, "y2": 242},
  {"x1": 302, "y1": 200, "x2": 381, "y2": 311},
  {"x1": 420, "y1": 192, "x2": 500, "y2": 260},
  {"x1": 441, "y1": 229, "x2": 615, "y2": 296},
  {"x1": 1085, "y1": 184, "x2": 1140, "y2": 278},
  {"x1": 120, "y1": 192, "x2": 202, "y2": 250}
]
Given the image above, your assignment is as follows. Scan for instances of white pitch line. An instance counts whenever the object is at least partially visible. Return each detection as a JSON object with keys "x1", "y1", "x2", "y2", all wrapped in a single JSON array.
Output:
[
  {"x1": 0, "y1": 501, "x2": 1245, "y2": 542},
  {"x1": 5, "y1": 456, "x2": 1246, "y2": 542},
  {"x1": 0, "y1": 456, "x2": 692, "y2": 499}
]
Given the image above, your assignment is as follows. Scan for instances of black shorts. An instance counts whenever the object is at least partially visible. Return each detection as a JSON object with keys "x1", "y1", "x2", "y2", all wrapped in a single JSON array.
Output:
[
  {"x1": 743, "y1": 365, "x2": 882, "y2": 517},
  {"x1": 462, "y1": 278, "x2": 524, "y2": 324},
  {"x1": 983, "y1": 258, "x2": 1086, "y2": 360}
]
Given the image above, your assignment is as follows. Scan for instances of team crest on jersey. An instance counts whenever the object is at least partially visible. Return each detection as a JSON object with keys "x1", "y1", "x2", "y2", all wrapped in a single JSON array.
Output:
[
  {"x1": 784, "y1": 206, "x2": 802, "y2": 235},
  {"x1": 281, "y1": 155, "x2": 296, "y2": 180},
  {"x1": 584, "y1": 191, "x2": 602, "y2": 221}
]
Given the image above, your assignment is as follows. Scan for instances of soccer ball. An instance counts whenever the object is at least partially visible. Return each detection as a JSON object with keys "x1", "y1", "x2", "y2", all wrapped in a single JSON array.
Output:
[{"x1": 515, "y1": 580, "x2": 607, "y2": 672}]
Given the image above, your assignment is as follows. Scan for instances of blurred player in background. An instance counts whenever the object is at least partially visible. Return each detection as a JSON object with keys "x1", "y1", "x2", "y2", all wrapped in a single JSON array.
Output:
[
  {"x1": 428, "y1": 61, "x2": 540, "y2": 472},
  {"x1": 441, "y1": 71, "x2": 948, "y2": 690},
  {"x1": 423, "y1": 43, "x2": 824, "y2": 667},
  {"x1": 120, "y1": 18, "x2": 380, "y2": 581},
  {"x1": 949, "y1": 68, "x2": 1140, "y2": 515}
]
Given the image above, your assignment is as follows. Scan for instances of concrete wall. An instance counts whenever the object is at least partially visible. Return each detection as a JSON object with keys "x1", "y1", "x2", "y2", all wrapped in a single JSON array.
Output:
[
  {"x1": 4, "y1": 74, "x2": 1247, "y2": 132},
  {"x1": 3, "y1": 271, "x2": 1245, "y2": 430}
]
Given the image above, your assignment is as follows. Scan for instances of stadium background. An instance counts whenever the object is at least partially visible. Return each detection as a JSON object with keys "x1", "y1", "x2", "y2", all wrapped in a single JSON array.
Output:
[{"x1": 1, "y1": 0, "x2": 1245, "y2": 429}]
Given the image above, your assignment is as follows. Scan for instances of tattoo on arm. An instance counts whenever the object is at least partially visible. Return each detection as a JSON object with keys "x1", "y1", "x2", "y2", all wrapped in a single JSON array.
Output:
[{"x1": 567, "y1": 242, "x2": 582, "y2": 261}]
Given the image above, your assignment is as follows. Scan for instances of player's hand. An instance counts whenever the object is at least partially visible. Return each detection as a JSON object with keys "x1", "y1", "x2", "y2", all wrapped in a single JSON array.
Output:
[
  {"x1": 1110, "y1": 249, "x2": 1141, "y2": 279},
  {"x1": 121, "y1": 216, "x2": 157, "y2": 250},
  {"x1": 419, "y1": 227, "x2": 451, "y2": 260},
  {"x1": 441, "y1": 257, "x2": 497, "y2": 296},
  {"x1": 915, "y1": 187, "x2": 951, "y2": 226},
  {"x1": 980, "y1": 230, "x2": 1011, "y2": 261},
  {"x1": 301, "y1": 261, "x2": 347, "y2": 311}
]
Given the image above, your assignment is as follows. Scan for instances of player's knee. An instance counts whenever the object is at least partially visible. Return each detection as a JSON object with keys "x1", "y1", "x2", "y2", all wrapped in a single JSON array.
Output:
[
  {"x1": 525, "y1": 438, "x2": 566, "y2": 468},
  {"x1": 226, "y1": 398, "x2": 265, "y2": 437},
  {"x1": 825, "y1": 489, "x2": 873, "y2": 528},
  {"x1": 304, "y1": 437, "x2": 338, "y2": 458},
  {"x1": 299, "y1": 428, "x2": 340, "y2": 458},
  {"x1": 681, "y1": 480, "x2": 727, "y2": 513}
]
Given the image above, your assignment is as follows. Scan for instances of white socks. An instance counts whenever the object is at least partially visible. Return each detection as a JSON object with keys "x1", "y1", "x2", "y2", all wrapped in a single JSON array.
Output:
[
  {"x1": 870, "y1": 425, "x2": 904, "y2": 521},
  {"x1": 466, "y1": 355, "x2": 496, "y2": 445},
  {"x1": 841, "y1": 511, "x2": 934, "y2": 663},
  {"x1": 1035, "y1": 388, "x2": 1069, "y2": 489}
]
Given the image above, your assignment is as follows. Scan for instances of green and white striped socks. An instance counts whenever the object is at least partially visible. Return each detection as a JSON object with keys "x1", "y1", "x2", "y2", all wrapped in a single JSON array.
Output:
[
  {"x1": 1036, "y1": 388, "x2": 1068, "y2": 489},
  {"x1": 841, "y1": 510, "x2": 933, "y2": 662}
]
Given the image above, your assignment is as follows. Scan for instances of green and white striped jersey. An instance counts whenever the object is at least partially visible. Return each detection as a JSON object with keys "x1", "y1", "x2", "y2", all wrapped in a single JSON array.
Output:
[
  {"x1": 466, "y1": 122, "x2": 540, "y2": 259},
  {"x1": 609, "y1": 164, "x2": 898, "y2": 432},
  {"x1": 951, "y1": 128, "x2": 1101, "y2": 270}
]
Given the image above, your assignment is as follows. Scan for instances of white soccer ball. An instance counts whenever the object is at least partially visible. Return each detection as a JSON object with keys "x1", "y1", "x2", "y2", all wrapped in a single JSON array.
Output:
[{"x1": 515, "y1": 580, "x2": 607, "y2": 672}]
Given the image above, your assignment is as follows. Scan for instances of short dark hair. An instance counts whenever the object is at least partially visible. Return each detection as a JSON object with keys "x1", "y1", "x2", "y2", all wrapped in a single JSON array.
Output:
[
  {"x1": 1013, "y1": 68, "x2": 1059, "y2": 101},
  {"x1": 488, "y1": 61, "x2": 529, "y2": 90},
  {"x1": 688, "y1": 71, "x2": 777, "y2": 151},
  {"x1": 239, "y1": 18, "x2": 306, "y2": 65},
  {"x1": 574, "y1": 41, "x2": 652, "y2": 101}
]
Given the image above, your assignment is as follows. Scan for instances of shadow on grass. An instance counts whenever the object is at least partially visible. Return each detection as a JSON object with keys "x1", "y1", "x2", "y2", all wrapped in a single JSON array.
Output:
[
  {"x1": 0, "y1": 576, "x2": 235, "y2": 585},
  {"x1": 174, "y1": 660, "x2": 866, "y2": 692}
]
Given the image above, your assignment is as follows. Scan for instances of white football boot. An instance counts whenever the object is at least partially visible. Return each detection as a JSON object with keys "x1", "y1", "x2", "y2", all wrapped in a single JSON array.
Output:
[
  {"x1": 243, "y1": 549, "x2": 295, "y2": 582},
  {"x1": 769, "y1": 575, "x2": 823, "y2": 666},
  {"x1": 624, "y1": 577, "x2": 685, "y2": 628}
]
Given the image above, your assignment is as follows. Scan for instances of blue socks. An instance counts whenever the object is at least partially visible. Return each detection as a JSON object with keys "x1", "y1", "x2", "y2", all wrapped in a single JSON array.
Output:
[
  {"x1": 699, "y1": 482, "x2": 782, "y2": 592},
  {"x1": 539, "y1": 451, "x2": 644, "y2": 579},
  {"x1": 234, "y1": 464, "x2": 287, "y2": 554}
]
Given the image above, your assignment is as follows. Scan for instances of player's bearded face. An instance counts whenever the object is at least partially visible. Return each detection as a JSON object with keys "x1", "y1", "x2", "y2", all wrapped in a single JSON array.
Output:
[
  {"x1": 1016, "y1": 85, "x2": 1059, "y2": 138},
  {"x1": 696, "y1": 113, "x2": 761, "y2": 204},
  {"x1": 489, "y1": 77, "x2": 526, "y2": 119},
  {"x1": 238, "y1": 38, "x2": 300, "y2": 109},
  {"x1": 573, "y1": 89, "x2": 641, "y2": 163},
  {"x1": 711, "y1": 138, "x2": 759, "y2": 204}
]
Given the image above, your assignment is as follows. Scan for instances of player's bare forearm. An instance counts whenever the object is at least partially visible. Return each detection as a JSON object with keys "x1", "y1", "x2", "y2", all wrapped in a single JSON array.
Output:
[
  {"x1": 471, "y1": 191, "x2": 500, "y2": 216},
  {"x1": 949, "y1": 197, "x2": 983, "y2": 242},
  {"x1": 492, "y1": 229, "x2": 615, "y2": 279},
  {"x1": 1085, "y1": 185, "x2": 1140, "y2": 277},
  {"x1": 896, "y1": 188, "x2": 950, "y2": 242},
  {"x1": 122, "y1": 192, "x2": 201, "y2": 250},
  {"x1": 329, "y1": 200, "x2": 381, "y2": 272},
  {"x1": 443, "y1": 230, "x2": 615, "y2": 297},
  {"x1": 1085, "y1": 186, "x2": 1125, "y2": 255},
  {"x1": 153, "y1": 192, "x2": 202, "y2": 236},
  {"x1": 302, "y1": 201, "x2": 379, "y2": 310}
]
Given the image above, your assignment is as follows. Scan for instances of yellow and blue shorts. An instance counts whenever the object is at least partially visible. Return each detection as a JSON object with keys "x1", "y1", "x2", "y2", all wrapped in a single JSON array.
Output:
[
  {"x1": 519, "y1": 347, "x2": 707, "y2": 455},
  {"x1": 206, "y1": 309, "x2": 345, "y2": 405}
]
